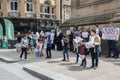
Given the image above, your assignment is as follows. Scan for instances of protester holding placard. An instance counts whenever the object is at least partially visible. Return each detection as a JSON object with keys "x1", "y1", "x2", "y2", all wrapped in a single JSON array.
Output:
[
  {"x1": 84, "y1": 30, "x2": 100, "y2": 69},
  {"x1": 104, "y1": 22, "x2": 119, "y2": 59}
]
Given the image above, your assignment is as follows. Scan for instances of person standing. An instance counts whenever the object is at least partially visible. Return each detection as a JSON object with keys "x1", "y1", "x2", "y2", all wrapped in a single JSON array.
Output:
[
  {"x1": 106, "y1": 22, "x2": 118, "y2": 59},
  {"x1": 94, "y1": 33, "x2": 101, "y2": 68},
  {"x1": 87, "y1": 30, "x2": 99, "y2": 69},
  {"x1": 51, "y1": 30, "x2": 55, "y2": 50},
  {"x1": 20, "y1": 34, "x2": 29, "y2": 60},
  {"x1": 46, "y1": 34, "x2": 52, "y2": 59},
  {"x1": 62, "y1": 36, "x2": 70, "y2": 62},
  {"x1": 69, "y1": 31, "x2": 74, "y2": 51},
  {"x1": 16, "y1": 32, "x2": 22, "y2": 52},
  {"x1": 95, "y1": 25, "x2": 102, "y2": 56}
]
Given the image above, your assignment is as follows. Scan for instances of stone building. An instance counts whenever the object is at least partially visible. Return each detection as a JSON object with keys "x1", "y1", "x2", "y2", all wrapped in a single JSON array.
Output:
[
  {"x1": 0, "y1": 0, "x2": 61, "y2": 33},
  {"x1": 61, "y1": 0, "x2": 120, "y2": 27},
  {"x1": 61, "y1": 0, "x2": 120, "y2": 54},
  {"x1": 61, "y1": 0, "x2": 71, "y2": 23}
]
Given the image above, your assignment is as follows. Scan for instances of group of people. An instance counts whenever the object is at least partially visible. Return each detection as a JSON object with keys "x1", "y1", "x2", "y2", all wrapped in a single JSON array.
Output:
[
  {"x1": 61, "y1": 22, "x2": 120, "y2": 69},
  {"x1": 15, "y1": 22, "x2": 120, "y2": 69}
]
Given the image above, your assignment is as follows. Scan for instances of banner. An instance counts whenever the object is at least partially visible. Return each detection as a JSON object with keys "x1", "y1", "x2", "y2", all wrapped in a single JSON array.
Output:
[
  {"x1": 4, "y1": 19, "x2": 14, "y2": 40},
  {"x1": 102, "y1": 27, "x2": 120, "y2": 41},
  {"x1": 0, "y1": 24, "x2": 3, "y2": 40}
]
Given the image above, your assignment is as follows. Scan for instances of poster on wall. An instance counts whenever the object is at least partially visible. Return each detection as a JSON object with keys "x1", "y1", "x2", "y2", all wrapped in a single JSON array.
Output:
[
  {"x1": 4, "y1": 19, "x2": 15, "y2": 40},
  {"x1": 0, "y1": 24, "x2": 3, "y2": 40},
  {"x1": 102, "y1": 27, "x2": 120, "y2": 41}
]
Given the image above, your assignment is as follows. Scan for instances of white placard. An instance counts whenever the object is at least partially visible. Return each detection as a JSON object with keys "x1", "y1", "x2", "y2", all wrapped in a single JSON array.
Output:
[
  {"x1": 102, "y1": 27, "x2": 120, "y2": 41},
  {"x1": 85, "y1": 42, "x2": 94, "y2": 48},
  {"x1": 73, "y1": 37, "x2": 83, "y2": 43}
]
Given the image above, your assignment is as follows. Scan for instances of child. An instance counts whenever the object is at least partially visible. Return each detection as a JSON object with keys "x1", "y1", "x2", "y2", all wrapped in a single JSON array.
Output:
[
  {"x1": 79, "y1": 40, "x2": 87, "y2": 68},
  {"x1": 34, "y1": 39, "x2": 43, "y2": 57}
]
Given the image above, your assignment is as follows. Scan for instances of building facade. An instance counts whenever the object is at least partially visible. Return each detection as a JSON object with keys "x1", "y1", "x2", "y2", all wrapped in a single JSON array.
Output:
[
  {"x1": 0, "y1": 0, "x2": 61, "y2": 34},
  {"x1": 61, "y1": 0, "x2": 120, "y2": 27},
  {"x1": 61, "y1": 0, "x2": 71, "y2": 23}
]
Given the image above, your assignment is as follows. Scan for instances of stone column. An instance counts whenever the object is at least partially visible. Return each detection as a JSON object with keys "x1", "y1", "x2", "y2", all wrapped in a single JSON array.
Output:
[
  {"x1": 34, "y1": 0, "x2": 40, "y2": 18},
  {"x1": 20, "y1": 0, "x2": 26, "y2": 17}
]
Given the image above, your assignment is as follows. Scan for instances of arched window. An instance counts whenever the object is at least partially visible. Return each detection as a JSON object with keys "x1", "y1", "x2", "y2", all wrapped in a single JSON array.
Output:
[
  {"x1": 44, "y1": 1, "x2": 50, "y2": 13},
  {"x1": 44, "y1": 1, "x2": 50, "y2": 19}
]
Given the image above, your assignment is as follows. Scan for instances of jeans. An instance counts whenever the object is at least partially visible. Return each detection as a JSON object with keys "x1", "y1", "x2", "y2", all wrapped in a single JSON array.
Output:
[
  {"x1": 63, "y1": 49, "x2": 69, "y2": 60},
  {"x1": 20, "y1": 47, "x2": 27, "y2": 59},
  {"x1": 69, "y1": 41, "x2": 73, "y2": 51},
  {"x1": 46, "y1": 47, "x2": 51, "y2": 58},
  {"x1": 89, "y1": 48, "x2": 99, "y2": 67},
  {"x1": 81, "y1": 58, "x2": 86, "y2": 67},
  {"x1": 76, "y1": 46, "x2": 81, "y2": 63}
]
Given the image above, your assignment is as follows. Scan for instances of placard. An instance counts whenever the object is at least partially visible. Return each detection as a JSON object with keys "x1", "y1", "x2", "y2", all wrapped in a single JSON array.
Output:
[{"x1": 102, "y1": 27, "x2": 120, "y2": 41}]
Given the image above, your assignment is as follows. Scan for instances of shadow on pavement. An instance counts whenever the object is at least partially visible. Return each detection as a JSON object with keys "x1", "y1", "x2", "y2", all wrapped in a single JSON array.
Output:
[
  {"x1": 68, "y1": 66, "x2": 91, "y2": 71},
  {"x1": 47, "y1": 60, "x2": 62, "y2": 63},
  {"x1": 113, "y1": 62, "x2": 120, "y2": 66},
  {"x1": 59, "y1": 63, "x2": 75, "y2": 66}
]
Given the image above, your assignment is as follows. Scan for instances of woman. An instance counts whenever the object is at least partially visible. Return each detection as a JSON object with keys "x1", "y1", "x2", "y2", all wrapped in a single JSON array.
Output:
[
  {"x1": 20, "y1": 34, "x2": 29, "y2": 60},
  {"x1": 16, "y1": 32, "x2": 22, "y2": 52},
  {"x1": 88, "y1": 30, "x2": 101, "y2": 69}
]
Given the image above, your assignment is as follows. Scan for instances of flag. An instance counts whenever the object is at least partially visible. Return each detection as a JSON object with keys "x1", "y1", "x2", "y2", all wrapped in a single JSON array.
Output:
[
  {"x1": 0, "y1": 24, "x2": 3, "y2": 40},
  {"x1": 4, "y1": 19, "x2": 14, "y2": 40}
]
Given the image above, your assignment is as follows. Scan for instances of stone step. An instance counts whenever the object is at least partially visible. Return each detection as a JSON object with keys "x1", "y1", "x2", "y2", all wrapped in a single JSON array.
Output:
[
  {"x1": 0, "y1": 56, "x2": 19, "y2": 63},
  {"x1": 23, "y1": 64, "x2": 78, "y2": 80}
]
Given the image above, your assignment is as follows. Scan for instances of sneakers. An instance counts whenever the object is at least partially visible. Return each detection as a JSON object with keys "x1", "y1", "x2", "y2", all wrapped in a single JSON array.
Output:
[
  {"x1": 20, "y1": 58, "x2": 28, "y2": 61},
  {"x1": 66, "y1": 59, "x2": 70, "y2": 62},
  {"x1": 25, "y1": 59, "x2": 29, "y2": 61},
  {"x1": 62, "y1": 59, "x2": 66, "y2": 61}
]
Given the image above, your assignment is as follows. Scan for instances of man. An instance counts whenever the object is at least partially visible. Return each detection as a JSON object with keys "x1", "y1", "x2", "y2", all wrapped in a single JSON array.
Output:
[{"x1": 106, "y1": 22, "x2": 118, "y2": 59}]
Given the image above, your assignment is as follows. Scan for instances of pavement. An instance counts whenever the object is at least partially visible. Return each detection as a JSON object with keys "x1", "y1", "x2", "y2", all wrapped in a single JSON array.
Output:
[
  {"x1": 0, "y1": 49, "x2": 120, "y2": 80},
  {"x1": 24, "y1": 57, "x2": 120, "y2": 80}
]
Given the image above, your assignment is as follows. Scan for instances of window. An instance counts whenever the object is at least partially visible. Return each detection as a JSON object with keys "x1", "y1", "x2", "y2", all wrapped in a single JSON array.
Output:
[
  {"x1": 52, "y1": 8, "x2": 54, "y2": 14},
  {"x1": 44, "y1": 1, "x2": 50, "y2": 13},
  {"x1": 44, "y1": 1, "x2": 50, "y2": 19},
  {"x1": 10, "y1": 0, "x2": 18, "y2": 11},
  {"x1": 65, "y1": 10, "x2": 70, "y2": 20},
  {"x1": 26, "y1": 0, "x2": 33, "y2": 12},
  {"x1": 40, "y1": 6, "x2": 43, "y2": 13},
  {"x1": 40, "y1": 6, "x2": 43, "y2": 18}
]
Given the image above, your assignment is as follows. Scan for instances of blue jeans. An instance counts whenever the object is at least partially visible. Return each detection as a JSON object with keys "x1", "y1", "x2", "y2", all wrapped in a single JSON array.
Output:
[
  {"x1": 63, "y1": 49, "x2": 69, "y2": 60},
  {"x1": 76, "y1": 46, "x2": 81, "y2": 63}
]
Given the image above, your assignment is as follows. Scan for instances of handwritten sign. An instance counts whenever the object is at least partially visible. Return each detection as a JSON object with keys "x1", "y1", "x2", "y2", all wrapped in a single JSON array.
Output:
[{"x1": 102, "y1": 27, "x2": 120, "y2": 41}]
